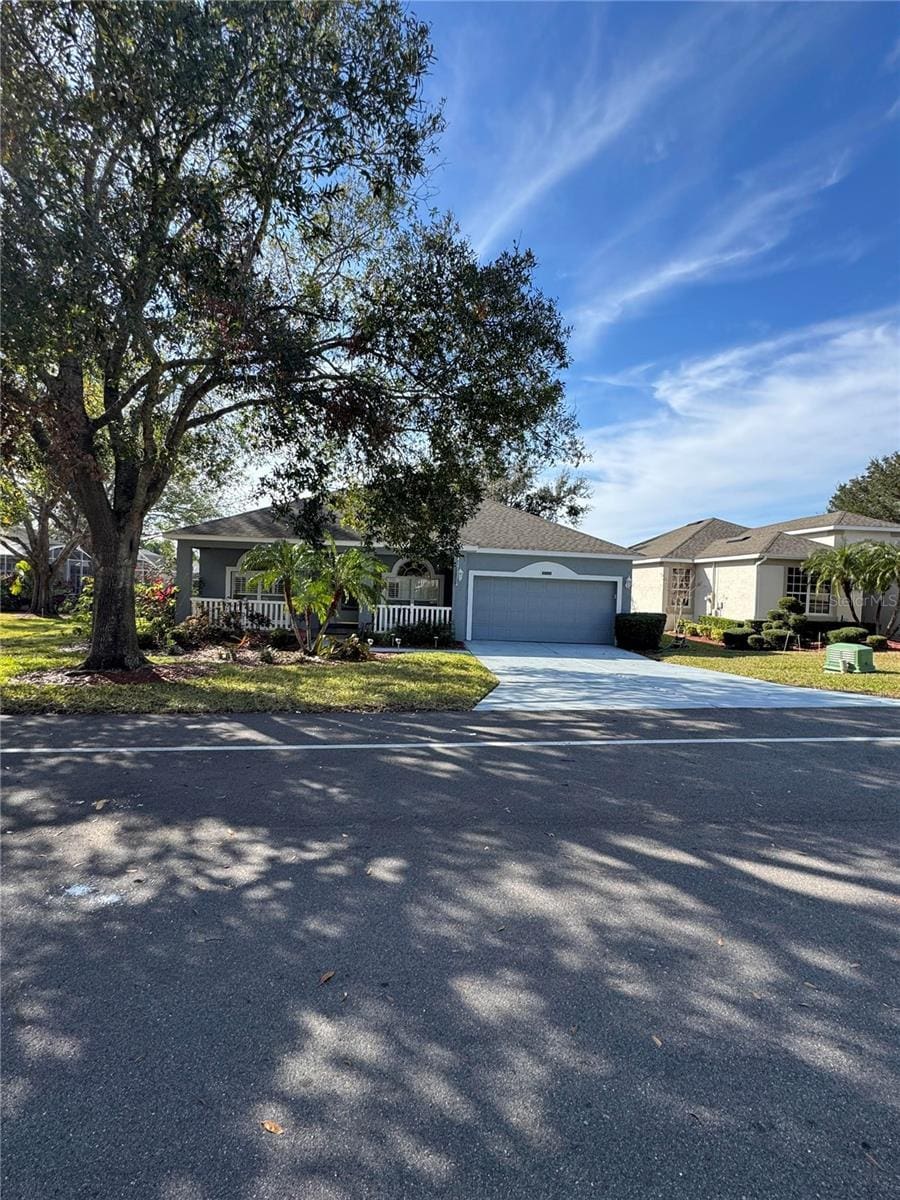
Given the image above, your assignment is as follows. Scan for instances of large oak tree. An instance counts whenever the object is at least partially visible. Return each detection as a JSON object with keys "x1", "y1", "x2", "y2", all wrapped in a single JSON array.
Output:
[{"x1": 2, "y1": 1, "x2": 578, "y2": 669}]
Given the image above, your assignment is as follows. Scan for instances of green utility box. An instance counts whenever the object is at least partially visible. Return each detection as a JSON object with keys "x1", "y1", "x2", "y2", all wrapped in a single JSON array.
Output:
[{"x1": 824, "y1": 642, "x2": 875, "y2": 673}]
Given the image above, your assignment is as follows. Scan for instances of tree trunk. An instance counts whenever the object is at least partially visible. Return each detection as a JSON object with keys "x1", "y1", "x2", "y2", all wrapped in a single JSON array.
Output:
[
  {"x1": 29, "y1": 564, "x2": 54, "y2": 617},
  {"x1": 842, "y1": 583, "x2": 860, "y2": 624},
  {"x1": 80, "y1": 529, "x2": 147, "y2": 671}
]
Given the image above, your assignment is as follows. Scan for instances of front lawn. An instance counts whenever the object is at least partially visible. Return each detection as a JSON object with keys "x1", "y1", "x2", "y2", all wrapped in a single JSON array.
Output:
[
  {"x1": 0, "y1": 614, "x2": 497, "y2": 714},
  {"x1": 660, "y1": 636, "x2": 900, "y2": 698}
]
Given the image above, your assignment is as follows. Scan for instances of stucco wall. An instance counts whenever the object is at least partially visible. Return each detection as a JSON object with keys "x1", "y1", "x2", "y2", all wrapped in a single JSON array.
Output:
[
  {"x1": 452, "y1": 551, "x2": 632, "y2": 640},
  {"x1": 630, "y1": 563, "x2": 665, "y2": 615},
  {"x1": 702, "y1": 560, "x2": 758, "y2": 622}
]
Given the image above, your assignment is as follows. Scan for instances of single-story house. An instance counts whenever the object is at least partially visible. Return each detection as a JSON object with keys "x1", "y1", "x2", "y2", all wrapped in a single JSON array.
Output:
[
  {"x1": 166, "y1": 499, "x2": 635, "y2": 644},
  {"x1": 629, "y1": 510, "x2": 900, "y2": 631}
]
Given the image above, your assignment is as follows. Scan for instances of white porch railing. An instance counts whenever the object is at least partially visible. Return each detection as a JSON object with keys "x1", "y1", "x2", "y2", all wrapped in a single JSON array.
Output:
[
  {"x1": 372, "y1": 604, "x2": 453, "y2": 633},
  {"x1": 191, "y1": 597, "x2": 293, "y2": 629}
]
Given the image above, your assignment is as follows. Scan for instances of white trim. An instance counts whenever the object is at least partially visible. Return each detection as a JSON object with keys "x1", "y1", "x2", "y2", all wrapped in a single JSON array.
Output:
[
  {"x1": 389, "y1": 556, "x2": 436, "y2": 577},
  {"x1": 171, "y1": 533, "x2": 364, "y2": 546},
  {"x1": 3, "y1": 734, "x2": 898, "y2": 757},
  {"x1": 465, "y1": 566, "x2": 624, "y2": 640},
  {"x1": 461, "y1": 545, "x2": 635, "y2": 560},
  {"x1": 632, "y1": 556, "x2": 692, "y2": 566},
  {"x1": 785, "y1": 524, "x2": 900, "y2": 536}
]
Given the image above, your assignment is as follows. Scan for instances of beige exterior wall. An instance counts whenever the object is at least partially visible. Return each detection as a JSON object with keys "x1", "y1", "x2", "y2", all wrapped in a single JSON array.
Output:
[
  {"x1": 630, "y1": 563, "x2": 666, "y2": 614},
  {"x1": 701, "y1": 560, "x2": 758, "y2": 622}
]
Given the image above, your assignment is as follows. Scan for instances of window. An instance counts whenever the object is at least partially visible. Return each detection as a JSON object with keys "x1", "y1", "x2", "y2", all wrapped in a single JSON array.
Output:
[
  {"x1": 786, "y1": 567, "x2": 831, "y2": 614},
  {"x1": 226, "y1": 569, "x2": 283, "y2": 602},
  {"x1": 668, "y1": 566, "x2": 694, "y2": 612},
  {"x1": 385, "y1": 560, "x2": 441, "y2": 605}
]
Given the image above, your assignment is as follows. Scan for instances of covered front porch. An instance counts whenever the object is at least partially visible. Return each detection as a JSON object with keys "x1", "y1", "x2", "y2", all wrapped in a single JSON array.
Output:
[{"x1": 174, "y1": 537, "x2": 454, "y2": 635}]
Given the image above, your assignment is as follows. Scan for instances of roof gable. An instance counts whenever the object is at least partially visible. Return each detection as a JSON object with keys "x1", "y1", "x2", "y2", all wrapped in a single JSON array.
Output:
[{"x1": 630, "y1": 517, "x2": 749, "y2": 559}]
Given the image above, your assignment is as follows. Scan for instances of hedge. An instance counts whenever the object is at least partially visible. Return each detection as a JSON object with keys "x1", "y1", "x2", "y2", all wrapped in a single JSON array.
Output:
[
  {"x1": 867, "y1": 635, "x2": 888, "y2": 651},
  {"x1": 722, "y1": 625, "x2": 754, "y2": 649},
  {"x1": 616, "y1": 612, "x2": 666, "y2": 652},
  {"x1": 825, "y1": 626, "x2": 869, "y2": 645}
]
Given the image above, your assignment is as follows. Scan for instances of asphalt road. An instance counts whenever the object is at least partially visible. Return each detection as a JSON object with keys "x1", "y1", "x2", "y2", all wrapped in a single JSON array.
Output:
[{"x1": 2, "y1": 706, "x2": 899, "y2": 1200}]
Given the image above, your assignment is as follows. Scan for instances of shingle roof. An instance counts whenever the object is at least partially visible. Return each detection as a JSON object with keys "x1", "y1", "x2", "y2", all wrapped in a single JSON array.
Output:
[
  {"x1": 163, "y1": 504, "x2": 360, "y2": 542},
  {"x1": 166, "y1": 498, "x2": 633, "y2": 557},
  {"x1": 697, "y1": 529, "x2": 826, "y2": 560},
  {"x1": 749, "y1": 510, "x2": 900, "y2": 533},
  {"x1": 460, "y1": 499, "x2": 631, "y2": 555},
  {"x1": 629, "y1": 517, "x2": 749, "y2": 559}
]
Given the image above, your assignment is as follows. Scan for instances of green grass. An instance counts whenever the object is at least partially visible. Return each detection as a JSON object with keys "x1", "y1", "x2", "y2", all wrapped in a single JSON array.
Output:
[
  {"x1": 0, "y1": 613, "x2": 498, "y2": 714},
  {"x1": 660, "y1": 636, "x2": 900, "y2": 698}
]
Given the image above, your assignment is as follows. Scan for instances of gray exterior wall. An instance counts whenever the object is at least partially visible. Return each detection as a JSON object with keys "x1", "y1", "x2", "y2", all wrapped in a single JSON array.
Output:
[
  {"x1": 451, "y1": 550, "x2": 632, "y2": 640},
  {"x1": 175, "y1": 543, "x2": 452, "y2": 625}
]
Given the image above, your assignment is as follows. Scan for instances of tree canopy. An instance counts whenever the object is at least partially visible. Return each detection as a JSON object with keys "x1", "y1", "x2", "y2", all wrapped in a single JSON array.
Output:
[
  {"x1": 830, "y1": 453, "x2": 900, "y2": 524},
  {"x1": 2, "y1": 1, "x2": 578, "y2": 668},
  {"x1": 488, "y1": 464, "x2": 592, "y2": 526}
]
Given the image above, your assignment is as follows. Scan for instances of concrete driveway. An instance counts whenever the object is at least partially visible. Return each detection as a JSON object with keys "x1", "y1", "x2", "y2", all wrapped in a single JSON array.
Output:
[{"x1": 468, "y1": 641, "x2": 897, "y2": 711}]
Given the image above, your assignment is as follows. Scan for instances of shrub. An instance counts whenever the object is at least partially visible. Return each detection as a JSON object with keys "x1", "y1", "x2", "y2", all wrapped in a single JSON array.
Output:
[
  {"x1": 722, "y1": 625, "x2": 754, "y2": 649},
  {"x1": 825, "y1": 626, "x2": 869, "y2": 645},
  {"x1": 171, "y1": 611, "x2": 211, "y2": 648},
  {"x1": 269, "y1": 626, "x2": 300, "y2": 650},
  {"x1": 747, "y1": 634, "x2": 767, "y2": 650},
  {"x1": 762, "y1": 620, "x2": 787, "y2": 631},
  {"x1": 615, "y1": 612, "x2": 666, "y2": 653},
  {"x1": 135, "y1": 618, "x2": 157, "y2": 649},
  {"x1": 765, "y1": 609, "x2": 786, "y2": 624},
  {"x1": 866, "y1": 635, "x2": 888, "y2": 651},
  {"x1": 693, "y1": 615, "x2": 739, "y2": 642},
  {"x1": 383, "y1": 619, "x2": 455, "y2": 648},
  {"x1": 322, "y1": 634, "x2": 375, "y2": 662},
  {"x1": 763, "y1": 627, "x2": 793, "y2": 649},
  {"x1": 0, "y1": 573, "x2": 27, "y2": 611},
  {"x1": 777, "y1": 595, "x2": 804, "y2": 615},
  {"x1": 259, "y1": 647, "x2": 276, "y2": 664},
  {"x1": 786, "y1": 612, "x2": 807, "y2": 632}
]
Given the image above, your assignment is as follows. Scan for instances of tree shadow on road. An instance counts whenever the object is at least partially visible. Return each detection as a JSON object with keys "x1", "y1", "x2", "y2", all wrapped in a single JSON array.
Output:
[{"x1": 2, "y1": 732, "x2": 899, "y2": 1199}]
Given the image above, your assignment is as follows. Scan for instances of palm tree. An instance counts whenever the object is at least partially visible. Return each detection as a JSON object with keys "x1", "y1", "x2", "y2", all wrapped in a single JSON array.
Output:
[
  {"x1": 857, "y1": 542, "x2": 900, "y2": 636},
  {"x1": 803, "y1": 544, "x2": 866, "y2": 624},
  {"x1": 237, "y1": 541, "x2": 320, "y2": 651},
  {"x1": 309, "y1": 536, "x2": 387, "y2": 655}
]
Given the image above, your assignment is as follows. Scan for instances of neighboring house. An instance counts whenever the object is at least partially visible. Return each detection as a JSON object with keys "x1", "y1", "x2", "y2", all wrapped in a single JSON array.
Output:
[
  {"x1": 166, "y1": 499, "x2": 635, "y2": 644},
  {"x1": 0, "y1": 534, "x2": 168, "y2": 591},
  {"x1": 630, "y1": 510, "x2": 900, "y2": 631}
]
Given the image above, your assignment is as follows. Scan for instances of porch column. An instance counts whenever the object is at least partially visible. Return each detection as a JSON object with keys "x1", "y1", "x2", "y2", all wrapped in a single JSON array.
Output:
[{"x1": 175, "y1": 541, "x2": 193, "y2": 620}]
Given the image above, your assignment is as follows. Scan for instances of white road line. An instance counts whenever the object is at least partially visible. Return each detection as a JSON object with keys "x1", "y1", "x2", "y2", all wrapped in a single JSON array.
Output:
[{"x1": 1, "y1": 735, "x2": 899, "y2": 756}]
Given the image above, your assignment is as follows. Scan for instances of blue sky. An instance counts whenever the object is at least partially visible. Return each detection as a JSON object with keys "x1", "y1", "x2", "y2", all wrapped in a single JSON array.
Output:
[{"x1": 418, "y1": 1, "x2": 900, "y2": 544}]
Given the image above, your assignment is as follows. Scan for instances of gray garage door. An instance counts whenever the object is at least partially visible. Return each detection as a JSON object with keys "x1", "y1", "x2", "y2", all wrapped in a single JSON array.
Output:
[{"x1": 470, "y1": 576, "x2": 617, "y2": 643}]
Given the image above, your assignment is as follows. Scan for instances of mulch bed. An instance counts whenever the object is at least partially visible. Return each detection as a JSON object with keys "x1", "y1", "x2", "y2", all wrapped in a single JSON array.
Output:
[
  {"x1": 17, "y1": 663, "x2": 215, "y2": 687},
  {"x1": 16, "y1": 645, "x2": 401, "y2": 688}
]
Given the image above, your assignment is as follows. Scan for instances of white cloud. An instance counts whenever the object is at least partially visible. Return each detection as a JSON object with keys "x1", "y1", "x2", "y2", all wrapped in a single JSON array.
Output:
[
  {"x1": 465, "y1": 29, "x2": 697, "y2": 257},
  {"x1": 579, "y1": 312, "x2": 900, "y2": 546},
  {"x1": 570, "y1": 149, "x2": 853, "y2": 351}
]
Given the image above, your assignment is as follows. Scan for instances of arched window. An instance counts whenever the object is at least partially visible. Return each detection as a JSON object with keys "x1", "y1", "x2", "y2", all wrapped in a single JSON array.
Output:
[{"x1": 385, "y1": 559, "x2": 440, "y2": 605}]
